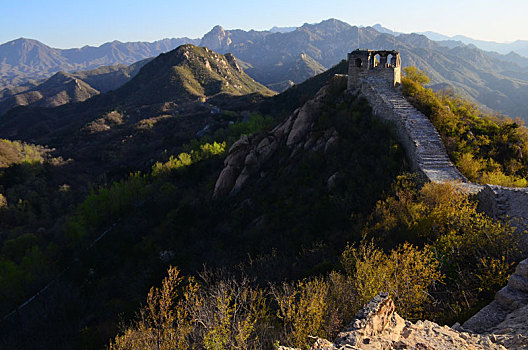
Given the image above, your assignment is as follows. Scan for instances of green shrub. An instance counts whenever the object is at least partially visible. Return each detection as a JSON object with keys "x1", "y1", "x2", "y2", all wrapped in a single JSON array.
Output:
[
  {"x1": 152, "y1": 141, "x2": 226, "y2": 177},
  {"x1": 340, "y1": 241, "x2": 441, "y2": 320},
  {"x1": 273, "y1": 278, "x2": 329, "y2": 349}
]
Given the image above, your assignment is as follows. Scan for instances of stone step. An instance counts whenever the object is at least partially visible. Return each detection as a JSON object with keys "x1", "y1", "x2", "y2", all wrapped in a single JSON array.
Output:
[
  {"x1": 421, "y1": 163, "x2": 456, "y2": 168},
  {"x1": 421, "y1": 161, "x2": 452, "y2": 165},
  {"x1": 421, "y1": 157, "x2": 451, "y2": 162},
  {"x1": 416, "y1": 142, "x2": 446, "y2": 147},
  {"x1": 419, "y1": 156, "x2": 452, "y2": 161},
  {"x1": 419, "y1": 153, "x2": 449, "y2": 158}
]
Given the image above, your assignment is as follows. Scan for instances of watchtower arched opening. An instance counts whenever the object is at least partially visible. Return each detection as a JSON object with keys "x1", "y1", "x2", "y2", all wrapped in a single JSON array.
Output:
[
  {"x1": 387, "y1": 54, "x2": 393, "y2": 67},
  {"x1": 374, "y1": 54, "x2": 381, "y2": 68},
  {"x1": 355, "y1": 58, "x2": 363, "y2": 67}
]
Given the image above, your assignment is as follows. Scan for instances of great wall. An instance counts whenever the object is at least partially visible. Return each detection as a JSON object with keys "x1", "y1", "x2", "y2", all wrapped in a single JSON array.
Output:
[
  {"x1": 347, "y1": 49, "x2": 528, "y2": 228},
  {"x1": 213, "y1": 50, "x2": 528, "y2": 346}
]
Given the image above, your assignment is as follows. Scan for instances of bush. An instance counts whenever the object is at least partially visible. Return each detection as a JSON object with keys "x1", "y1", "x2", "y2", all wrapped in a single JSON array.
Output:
[
  {"x1": 340, "y1": 242, "x2": 441, "y2": 320},
  {"x1": 152, "y1": 142, "x2": 226, "y2": 177},
  {"x1": 110, "y1": 267, "x2": 270, "y2": 350},
  {"x1": 363, "y1": 175, "x2": 523, "y2": 322},
  {"x1": 273, "y1": 278, "x2": 329, "y2": 349},
  {"x1": 110, "y1": 267, "x2": 200, "y2": 350}
]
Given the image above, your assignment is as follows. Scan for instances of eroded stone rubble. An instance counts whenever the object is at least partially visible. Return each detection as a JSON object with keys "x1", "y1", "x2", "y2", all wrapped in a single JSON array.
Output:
[{"x1": 280, "y1": 258, "x2": 528, "y2": 350}]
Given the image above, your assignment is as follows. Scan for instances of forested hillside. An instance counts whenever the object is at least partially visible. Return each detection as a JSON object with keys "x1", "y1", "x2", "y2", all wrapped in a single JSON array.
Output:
[{"x1": 106, "y1": 79, "x2": 523, "y2": 350}]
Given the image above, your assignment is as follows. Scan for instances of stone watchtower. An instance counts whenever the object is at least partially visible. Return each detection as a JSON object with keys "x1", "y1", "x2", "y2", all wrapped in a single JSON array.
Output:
[{"x1": 347, "y1": 49, "x2": 401, "y2": 89}]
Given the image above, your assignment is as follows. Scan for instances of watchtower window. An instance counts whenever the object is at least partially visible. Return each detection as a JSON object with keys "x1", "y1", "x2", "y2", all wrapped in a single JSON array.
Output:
[
  {"x1": 387, "y1": 54, "x2": 393, "y2": 67},
  {"x1": 355, "y1": 58, "x2": 362, "y2": 67},
  {"x1": 374, "y1": 54, "x2": 381, "y2": 68}
]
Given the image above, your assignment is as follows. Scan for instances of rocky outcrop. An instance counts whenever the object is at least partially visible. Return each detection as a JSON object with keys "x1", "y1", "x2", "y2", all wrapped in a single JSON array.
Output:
[
  {"x1": 213, "y1": 76, "x2": 344, "y2": 198},
  {"x1": 282, "y1": 293, "x2": 528, "y2": 350},
  {"x1": 463, "y1": 258, "x2": 528, "y2": 336},
  {"x1": 224, "y1": 53, "x2": 244, "y2": 73}
]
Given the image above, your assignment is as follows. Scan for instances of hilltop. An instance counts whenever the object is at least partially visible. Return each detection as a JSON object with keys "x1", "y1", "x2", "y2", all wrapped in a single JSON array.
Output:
[
  {"x1": 111, "y1": 44, "x2": 274, "y2": 105},
  {"x1": 0, "y1": 44, "x2": 274, "y2": 139}
]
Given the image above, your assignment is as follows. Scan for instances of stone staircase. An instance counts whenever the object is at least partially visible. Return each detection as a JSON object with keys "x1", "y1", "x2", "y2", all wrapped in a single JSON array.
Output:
[
  {"x1": 361, "y1": 77, "x2": 468, "y2": 184},
  {"x1": 490, "y1": 185, "x2": 512, "y2": 220}
]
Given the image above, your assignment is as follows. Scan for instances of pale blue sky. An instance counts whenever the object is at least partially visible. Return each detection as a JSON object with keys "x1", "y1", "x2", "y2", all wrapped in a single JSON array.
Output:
[{"x1": 1, "y1": 0, "x2": 526, "y2": 48}]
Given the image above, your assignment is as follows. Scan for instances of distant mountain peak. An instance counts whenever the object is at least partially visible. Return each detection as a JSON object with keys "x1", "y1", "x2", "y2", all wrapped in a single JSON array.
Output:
[
  {"x1": 210, "y1": 25, "x2": 226, "y2": 34},
  {"x1": 269, "y1": 26, "x2": 296, "y2": 33},
  {"x1": 299, "y1": 18, "x2": 351, "y2": 34},
  {"x1": 320, "y1": 18, "x2": 346, "y2": 25},
  {"x1": 372, "y1": 24, "x2": 399, "y2": 35},
  {"x1": 200, "y1": 25, "x2": 233, "y2": 52},
  {"x1": 6, "y1": 37, "x2": 47, "y2": 48}
]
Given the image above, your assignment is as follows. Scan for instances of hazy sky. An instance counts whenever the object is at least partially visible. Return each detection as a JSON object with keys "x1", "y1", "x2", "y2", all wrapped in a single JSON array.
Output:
[{"x1": 1, "y1": 0, "x2": 526, "y2": 48}]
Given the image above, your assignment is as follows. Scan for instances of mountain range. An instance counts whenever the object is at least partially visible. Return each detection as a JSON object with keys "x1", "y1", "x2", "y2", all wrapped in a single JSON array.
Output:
[
  {"x1": 372, "y1": 24, "x2": 528, "y2": 58},
  {"x1": 0, "y1": 44, "x2": 274, "y2": 181},
  {"x1": 0, "y1": 59, "x2": 150, "y2": 114},
  {"x1": 421, "y1": 31, "x2": 528, "y2": 57},
  {"x1": 0, "y1": 37, "x2": 199, "y2": 88},
  {"x1": 2, "y1": 19, "x2": 528, "y2": 120}
]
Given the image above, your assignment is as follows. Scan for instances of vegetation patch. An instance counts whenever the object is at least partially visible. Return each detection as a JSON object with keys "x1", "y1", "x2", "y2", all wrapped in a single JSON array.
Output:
[{"x1": 83, "y1": 110, "x2": 124, "y2": 134}]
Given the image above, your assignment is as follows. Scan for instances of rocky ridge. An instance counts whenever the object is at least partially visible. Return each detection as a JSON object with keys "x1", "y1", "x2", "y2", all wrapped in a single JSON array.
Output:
[{"x1": 213, "y1": 75, "x2": 343, "y2": 198}]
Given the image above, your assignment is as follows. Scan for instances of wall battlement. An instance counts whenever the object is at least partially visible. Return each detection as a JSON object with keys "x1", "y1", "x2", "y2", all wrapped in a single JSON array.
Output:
[{"x1": 346, "y1": 49, "x2": 528, "y2": 228}]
